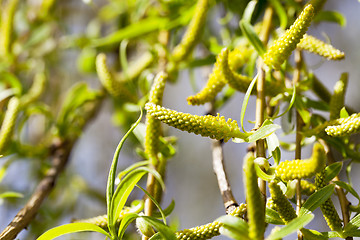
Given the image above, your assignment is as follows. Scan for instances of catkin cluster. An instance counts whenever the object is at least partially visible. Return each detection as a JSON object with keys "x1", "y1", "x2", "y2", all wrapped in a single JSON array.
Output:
[
  {"x1": 275, "y1": 143, "x2": 326, "y2": 181},
  {"x1": 297, "y1": 34, "x2": 345, "y2": 61},
  {"x1": 176, "y1": 221, "x2": 221, "y2": 240},
  {"x1": 329, "y1": 73, "x2": 348, "y2": 120},
  {"x1": 315, "y1": 169, "x2": 343, "y2": 231},
  {"x1": 145, "y1": 103, "x2": 247, "y2": 142},
  {"x1": 325, "y1": 113, "x2": 360, "y2": 137},
  {"x1": 228, "y1": 203, "x2": 247, "y2": 218},
  {"x1": 263, "y1": 4, "x2": 314, "y2": 69},
  {"x1": 269, "y1": 181, "x2": 297, "y2": 223}
]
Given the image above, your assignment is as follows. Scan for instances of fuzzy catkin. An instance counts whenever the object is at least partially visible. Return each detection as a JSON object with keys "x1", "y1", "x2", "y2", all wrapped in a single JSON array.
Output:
[
  {"x1": 95, "y1": 53, "x2": 136, "y2": 101},
  {"x1": 0, "y1": 0, "x2": 19, "y2": 57},
  {"x1": 325, "y1": 113, "x2": 360, "y2": 137},
  {"x1": 176, "y1": 221, "x2": 221, "y2": 240},
  {"x1": 263, "y1": 4, "x2": 314, "y2": 69},
  {"x1": 243, "y1": 152, "x2": 265, "y2": 240},
  {"x1": 269, "y1": 181, "x2": 297, "y2": 223},
  {"x1": 145, "y1": 103, "x2": 247, "y2": 142},
  {"x1": 275, "y1": 143, "x2": 326, "y2": 181},
  {"x1": 0, "y1": 97, "x2": 20, "y2": 154},
  {"x1": 315, "y1": 169, "x2": 343, "y2": 231},
  {"x1": 297, "y1": 34, "x2": 345, "y2": 61},
  {"x1": 228, "y1": 203, "x2": 247, "y2": 218},
  {"x1": 186, "y1": 50, "x2": 227, "y2": 105},
  {"x1": 171, "y1": 0, "x2": 209, "y2": 62},
  {"x1": 329, "y1": 73, "x2": 348, "y2": 120}
]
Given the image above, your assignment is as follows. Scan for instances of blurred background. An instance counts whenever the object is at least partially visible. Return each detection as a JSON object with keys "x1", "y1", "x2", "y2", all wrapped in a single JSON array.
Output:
[{"x1": 0, "y1": 0, "x2": 360, "y2": 239}]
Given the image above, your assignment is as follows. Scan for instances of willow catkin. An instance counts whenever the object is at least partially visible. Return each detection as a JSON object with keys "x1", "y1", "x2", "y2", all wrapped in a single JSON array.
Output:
[
  {"x1": 243, "y1": 152, "x2": 265, "y2": 240},
  {"x1": 171, "y1": 0, "x2": 209, "y2": 62},
  {"x1": 297, "y1": 34, "x2": 345, "y2": 61},
  {"x1": 0, "y1": 97, "x2": 20, "y2": 154},
  {"x1": 300, "y1": 180, "x2": 317, "y2": 196},
  {"x1": 329, "y1": 73, "x2": 348, "y2": 120},
  {"x1": 315, "y1": 169, "x2": 342, "y2": 231},
  {"x1": 325, "y1": 113, "x2": 360, "y2": 137},
  {"x1": 145, "y1": 103, "x2": 247, "y2": 142},
  {"x1": 176, "y1": 221, "x2": 221, "y2": 240},
  {"x1": 269, "y1": 181, "x2": 297, "y2": 223},
  {"x1": 263, "y1": 4, "x2": 314, "y2": 69},
  {"x1": 0, "y1": 0, "x2": 19, "y2": 57},
  {"x1": 275, "y1": 143, "x2": 326, "y2": 181}
]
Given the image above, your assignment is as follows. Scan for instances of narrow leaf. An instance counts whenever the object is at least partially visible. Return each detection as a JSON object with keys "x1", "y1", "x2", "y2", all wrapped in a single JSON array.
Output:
[
  {"x1": 299, "y1": 184, "x2": 335, "y2": 216},
  {"x1": 272, "y1": 85, "x2": 296, "y2": 119},
  {"x1": 334, "y1": 181, "x2": 360, "y2": 202},
  {"x1": 268, "y1": 0, "x2": 288, "y2": 29},
  {"x1": 118, "y1": 213, "x2": 139, "y2": 239},
  {"x1": 240, "y1": 20, "x2": 266, "y2": 56},
  {"x1": 265, "y1": 207, "x2": 285, "y2": 225},
  {"x1": 324, "y1": 162, "x2": 343, "y2": 183},
  {"x1": 266, "y1": 214, "x2": 314, "y2": 240},
  {"x1": 36, "y1": 223, "x2": 111, "y2": 240},
  {"x1": 344, "y1": 213, "x2": 360, "y2": 233},
  {"x1": 255, "y1": 164, "x2": 275, "y2": 181},
  {"x1": 247, "y1": 120, "x2": 281, "y2": 143},
  {"x1": 141, "y1": 216, "x2": 177, "y2": 240},
  {"x1": 242, "y1": 0, "x2": 257, "y2": 22},
  {"x1": 314, "y1": 11, "x2": 346, "y2": 27},
  {"x1": 0, "y1": 191, "x2": 23, "y2": 199},
  {"x1": 217, "y1": 215, "x2": 250, "y2": 240},
  {"x1": 240, "y1": 73, "x2": 258, "y2": 133},
  {"x1": 300, "y1": 228, "x2": 328, "y2": 240}
]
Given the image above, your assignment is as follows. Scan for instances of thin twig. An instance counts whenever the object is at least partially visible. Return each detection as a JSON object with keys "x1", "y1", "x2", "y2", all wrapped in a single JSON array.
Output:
[{"x1": 0, "y1": 97, "x2": 104, "y2": 240}]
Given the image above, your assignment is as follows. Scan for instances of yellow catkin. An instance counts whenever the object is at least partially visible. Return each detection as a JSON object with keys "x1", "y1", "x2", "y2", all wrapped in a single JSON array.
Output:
[
  {"x1": 0, "y1": 97, "x2": 20, "y2": 154},
  {"x1": 0, "y1": 0, "x2": 19, "y2": 57},
  {"x1": 186, "y1": 51, "x2": 227, "y2": 105},
  {"x1": 95, "y1": 53, "x2": 136, "y2": 101},
  {"x1": 269, "y1": 181, "x2": 297, "y2": 223},
  {"x1": 228, "y1": 46, "x2": 253, "y2": 72},
  {"x1": 329, "y1": 73, "x2": 348, "y2": 120},
  {"x1": 228, "y1": 203, "x2": 247, "y2": 218},
  {"x1": 145, "y1": 72, "x2": 167, "y2": 163},
  {"x1": 275, "y1": 143, "x2": 326, "y2": 181},
  {"x1": 176, "y1": 221, "x2": 221, "y2": 240},
  {"x1": 315, "y1": 169, "x2": 342, "y2": 231},
  {"x1": 243, "y1": 152, "x2": 265, "y2": 240},
  {"x1": 300, "y1": 180, "x2": 317, "y2": 196},
  {"x1": 145, "y1": 103, "x2": 247, "y2": 142},
  {"x1": 171, "y1": 0, "x2": 209, "y2": 62},
  {"x1": 263, "y1": 4, "x2": 314, "y2": 69},
  {"x1": 20, "y1": 72, "x2": 47, "y2": 107},
  {"x1": 325, "y1": 113, "x2": 360, "y2": 137},
  {"x1": 297, "y1": 34, "x2": 345, "y2": 60},
  {"x1": 308, "y1": 0, "x2": 327, "y2": 16}
]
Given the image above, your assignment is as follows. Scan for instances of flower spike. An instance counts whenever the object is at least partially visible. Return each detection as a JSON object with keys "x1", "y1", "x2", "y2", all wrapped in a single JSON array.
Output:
[
  {"x1": 275, "y1": 143, "x2": 326, "y2": 181},
  {"x1": 145, "y1": 103, "x2": 247, "y2": 142},
  {"x1": 263, "y1": 4, "x2": 314, "y2": 69},
  {"x1": 297, "y1": 34, "x2": 345, "y2": 61},
  {"x1": 171, "y1": 0, "x2": 209, "y2": 62},
  {"x1": 269, "y1": 181, "x2": 297, "y2": 223},
  {"x1": 329, "y1": 73, "x2": 348, "y2": 120},
  {"x1": 325, "y1": 113, "x2": 360, "y2": 137},
  {"x1": 176, "y1": 221, "x2": 221, "y2": 240}
]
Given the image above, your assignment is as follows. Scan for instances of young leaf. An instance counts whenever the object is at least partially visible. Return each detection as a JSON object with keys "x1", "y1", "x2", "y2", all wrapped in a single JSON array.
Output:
[
  {"x1": 247, "y1": 120, "x2": 281, "y2": 143},
  {"x1": 268, "y1": 0, "x2": 288, "y2": 29},
  {"x1": 265, "y1": 207, "x2": 285, "y2": 225},
  {"x1": 271, "y1": 85, "x2": 296, "y2": 120},
  {"x1": 266, "y1": 214, "x2": 314, "y2": 240},
  {"x1": 36, "y1": 223, "x2": 111, "y2": 240},
  {"x1": 344, "y1": 213, "x2": 360, "y2": 233},
  {"x1": 255, "y1": 164, "x2": 275, "y2": 181},
  {"x1": 217, "y1": 215, "x2": 250, "y2": 240},
  {"x1": 324, "y1": 162, "x2": 343, "y2": 183},
  {"x1": 300, "y1": 228, "x2": 328, "y2": 240},
  {"x1": 240, "y1": 73, "x2": 258, "y2": 132},
  {"x1": 334, "y1": 181, "x2": 360, "y2": 203},
  {"x1": 314, "y1": 11, "x2": 346, "y2": 27},
  {"x1": 239, "y1": 20, "x2": 266, "y2": 56},
  {"x1": 242, "y1": 0, "x2": 257, "y2": 22},
  {"x1": 299, "y1": 184, "x2": 335, "y2": 216}
]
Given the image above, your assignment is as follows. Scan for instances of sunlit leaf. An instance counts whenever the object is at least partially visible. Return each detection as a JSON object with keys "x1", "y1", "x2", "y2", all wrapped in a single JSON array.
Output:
[
  {"x1": 266, "y1": 207, "x2": 285, "y2": 225},
  {"x1": 324, "y1": 162, "x2": 342, "y2": 183},
  {"x1": 217, "y1": 215, "x2": 250, "y2": 240},
  {"x1": 299, "y1": 184, "x2": 335, "y2": 216},
  {"x1": 240, "y1": 20, "x2": 266, "y2": 56}
]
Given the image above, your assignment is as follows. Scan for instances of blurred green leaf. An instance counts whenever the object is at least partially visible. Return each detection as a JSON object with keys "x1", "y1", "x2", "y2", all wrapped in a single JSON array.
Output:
[
  {"x1": 268, "y1": 0, "x2": 288, "y2": 29},
  {"x1": 314, "y1": 11, "x2": 346, "y2": 27},
  {"x1": 324, "y1": 162, "x2": 342, "y2": 183},
  {"x1": 0, "y1": 191, "x2": 23, "y2": 199},
  {"x1": 240, "y1": 73, "x2": 258, "y2": 132},
  {"x1": 334, "y1": 181, "x2": 360, "y2": 203},
  {"x1": 344, "y1": 213, "x2": 360, "y2": 233},
  {"x1": 240, "y1": 20, "x2": 266, "y2": 56}
]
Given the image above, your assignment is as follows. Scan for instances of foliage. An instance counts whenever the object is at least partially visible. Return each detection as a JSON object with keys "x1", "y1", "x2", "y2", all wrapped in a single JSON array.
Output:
[{"x1": 1, "y1": 0, "x2": 360, "y2": 240}]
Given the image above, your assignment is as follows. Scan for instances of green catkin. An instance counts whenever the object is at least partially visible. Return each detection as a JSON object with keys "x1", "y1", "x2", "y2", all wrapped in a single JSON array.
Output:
[
  {"x1": 186, "y1": 50, "x2": 227, "y2": 105},
  {"x1": 263, "y1": 4, "x2": 314, "y2": 69},
  {"x1": 175, "y1": 221, "x2": 221, "y2": 240},
  {"x1": 20, "y1": 72, "x2": 47, "y2": 107},
  {"x1": 315, "y1": 169, "x2": 342, "y2": 231},
  {"x1": 243, "y1": 152, "x2": 265, "y2": 240},
  {"x1": 220, "y1": 48, "x2": 286, "y2": 97},
  {"x1": 0, "y1": 0, "x2": 19, "y2": 57},
  {"x1": 0, "y1": 97, "x2": 20, "y2": 154},
  {"x1": 275, "y1": 143, "x2": 326, "y2": 181},
  {"x1": 95, "y1": 53, "x2": 136, "y2": 101},
  {"x1": 297, "y1": 34, "x2": 345, "y2": 61},
  {"x1": 228, "y1": 203, "x2": 247, "y2": 218},
  {"x1": 325, "y1": 113, "x2": 360, "y2": 137},
  {"x1": 329, "y1": 73, "x2": 348, "y2": 120},
  {"x1": 269, "y1": 181, "x2": 297, "y2": 223},
  {"x1": 144, "y1": 103, "x2": 247, "y2": 142},
  {"x1": 171, "y1": 0, "x2": 209, "y2": 62},
  {"x1": 145, "y1": 72, "x2": 167, "y2": 163},
  {"x1": 228, "y1": 46, "x2": 253, "y2": 72},
  {"x1": 300, "y1": 180, "x2": 317, "y2": 196}
]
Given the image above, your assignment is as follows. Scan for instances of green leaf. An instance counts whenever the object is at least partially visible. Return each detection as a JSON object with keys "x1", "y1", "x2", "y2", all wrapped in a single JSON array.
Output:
[
  {"x1": 247, "y1": 120, "x2": 281, "y2": 143},
  {"x1": 299, "y1": 184, "x2": 335, "y2": 216},
  {"x1": 141, "y1": 216, "x2": 177, "y2": 240},
  {"x1": 36, "y1": 223, "x2": 111, "y2": 240},
  {"x1": 107, "y1": 110, "x2": 143, "y2": 235},
  {"x1": 268, "y1": 0, "x2": 288, "y2": 29},
  {"x1": 300, "y1": 228, "x2": 328, "y2": 240},
  {"x1": 265, "y1": 207, "x2": 285, "y2": 225},
  {"x1": 294, "y1": 97, "x2": 311, "y2": 124},
  {"x1": 240, "y1": 73, "x2": 258, "y2": 133},
  {"x1": 272, "y1": 85, "x2": 296, "y2": 119},
  {"x1": 239, "y1": 20, "x2": 266, "y2": 56},
  {"x1": 344, "y1": 213, "x2": 360, "y2": 233},
  {"x1": 217, "y1": 215, "x2": 250, "y2": 240},
  {"x1": 255, "y1": 164, "x2": 275, "y2": 181},
  {"x1": 117, "y1": 160, "x2": 149, "y2": 180},
  {"x1": 151, "y1": 200, "x2": 175, "y2": 219},
  {"x1": 344, "y1": 229, "x2": 360, "y2": 237},
  {"x1": 324, "y1": 162, "x2": 343, "y2": 183},
  {"x1": 340, "y1": 107, "x2": 349, "y2": 118},
  {"x1": 118, "y1": 213, "x2": 139, "y2": 239},
  {"x1": 314, "y1": 11, "x2": 346, "y2": 27},
  {"x1": 334, "y1": 181, "x2": 360, "y2": 202},
  {"x1": 0, "y1": 191, "x2": 23, "y2": 199},
  {"x1": 266, "y1": 214, "x2": 314, "y2": 240},
  {"x1": 242, "y1": 0, "x2": 257, "y2": 22}
]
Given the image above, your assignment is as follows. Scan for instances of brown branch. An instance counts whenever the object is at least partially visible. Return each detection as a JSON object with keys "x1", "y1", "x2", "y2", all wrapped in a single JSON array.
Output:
[{"x1": 0, "y1": 96, "x2": 104, "y2": 240}]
